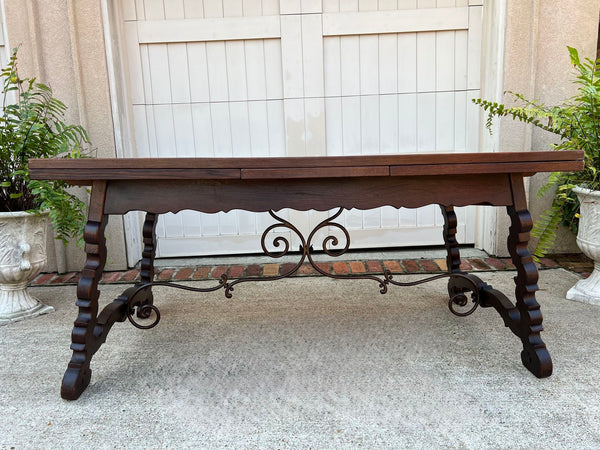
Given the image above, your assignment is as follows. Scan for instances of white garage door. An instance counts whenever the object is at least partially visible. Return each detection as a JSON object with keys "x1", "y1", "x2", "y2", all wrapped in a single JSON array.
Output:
[{"x1": 121, "y1": 0, "x2": 482, "y2": 258}]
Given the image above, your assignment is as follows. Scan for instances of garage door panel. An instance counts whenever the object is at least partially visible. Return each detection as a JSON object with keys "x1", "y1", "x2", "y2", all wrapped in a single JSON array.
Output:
[
  {"x1": 153, "y1": 104, "x2": 176, "y2": 156},
  {"x1": 191, "y1": 103, "x2": 214, "y2": 156},
  {"x1": 359, "y1": 35, "x2": 379, "y2": 94},
  {"x1": 182, "y1": 0, "x2": 204, "y2": 18},
  {"x1": 467, "y1": 6, "x2": 483, "y2": 89},
  {"x1": 454, "y1": 91, "x2": 467, "y2": 151},
  {"x1": 341, "y1": 96, "x2": 361, "y2": 155},
  {"x1": 206, "y1": 42, "x2": 229, "y2": 101},
  {"x1": 455, "y1": 30, "x2": 469, "y2": 89},
  {"x1": 436, "y1": 32, "x2": 456, "y2": 91},
  {"x1": 226, "y1": 41, "x2": 248, "y2": 101},
  {"x1": 340, "y1": 36, "x2": 360, "y2": 95},
  {"x1": 417, "y1": 93, "x2": 435, "y2": 150},
  {"x1": 398, "y1": 33, "x2": 417, "y2": 92},
  {"x1": 204, "y1": 1, "x2": 224, "y2": 18},
  {"x1": 324, "y1": 30, "x2": 468, "y2": 97},
  {"x1": 121, "y1": 2, "x2": 483, "y2": 258},
  {"x1": 302, "y1": 14, "x2": 325, "y2": 97},
  {"x1": 325, "y1": 97, "x2": 342, "y2": 155},
  {"x1": 146, "y1": 44, "x2": 171, "y2": 103},
  {"x1": 223, "y1": 0, "x2": 243, "y2": 17},
  {"x1": 182, "y1": 210, "x2": 203, "y2": 237},
  {"x1": 361, "y1": 95, "x2": 380, "y2": 152},
  {"x1": 264, "y1": 39, "x2": 284, "y2": 99},
  {"x1": 229, "y1": 102, "x2": 252, "y2": 156},
  {"x1": 305, "y1": 98, "x2": 327, "y2": 155},
  {"x1": 380, "y1": 95, "x2": 399, "y2": 153},
  {"x1": 178, "y1": 42, "x2": 210, "y2": 102},
  {"x1": 207, "y1": 103, "x2": 231, "y2": 155},
  {"x1": 245, "y1": 41, "x2": 268, "y2": 100},
  {"x1": 266, "y1": 100, "x2": 286, "y2": 156},
  {"x1": 248, "y1": 101, "x2": 270, "y2": 156},
  {"x1": 416, "y1": 32, "x2": 436, "y2": 91},
  {"x1": 436, "y1": 92, "x2": 456, "y2": 151},
  {"x1": 164, "y1": 0, "x2": 185, "y2": 19},
  {"x1": 172, "y1": 104, "x2": 195, "y2": 156},
  {"x1": 133, "y1": 100, "x2": 288, "y2": 158},
  {"x1": 379, "y1": 34, "x2": 398, "y2": 94},
  {"x1": 466, "y1": 89, "x2": 481, "y2": 152},
  {"x1": 143, "y1": 0, "x2": 165, "y2": 20},
  {"x1": 398, "y1": 0, "x2": 418, "y2": 9},
  {"x1": 398, "y1": 93, "x2": 418, "y2": 152}
]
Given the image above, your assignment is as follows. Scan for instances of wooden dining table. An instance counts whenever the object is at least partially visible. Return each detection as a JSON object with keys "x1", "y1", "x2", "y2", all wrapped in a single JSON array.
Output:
[{"x1": 30, "y1": 150, "x2": 584, "y2": 400}]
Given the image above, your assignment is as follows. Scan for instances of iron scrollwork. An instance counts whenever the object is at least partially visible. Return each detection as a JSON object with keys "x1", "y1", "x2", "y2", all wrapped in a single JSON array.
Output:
[
  {"x1": 127, "y1": 208, "x2": 480, "y2": 330},
  {"x1": 224, "y1": 208, "x2": 388, "y2": 296},
  {"x1": 125, "y1": 277, "x2": 228, "y2": 329}
]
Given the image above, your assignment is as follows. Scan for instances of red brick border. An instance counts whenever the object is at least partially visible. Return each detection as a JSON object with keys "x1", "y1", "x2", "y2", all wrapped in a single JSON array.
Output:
[{"x1": 29, "y1": 253, "x2": 591, "y2": 286}]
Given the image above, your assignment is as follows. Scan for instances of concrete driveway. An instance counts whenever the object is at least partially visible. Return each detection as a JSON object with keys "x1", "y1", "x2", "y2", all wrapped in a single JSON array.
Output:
[{"x1": 1, "y1": 269, "x2": 599, "y2": 449}]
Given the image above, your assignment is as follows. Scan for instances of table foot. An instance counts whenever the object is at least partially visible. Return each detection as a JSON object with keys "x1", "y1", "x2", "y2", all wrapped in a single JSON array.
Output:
[
  {"x1": 521, "y1": 341, "x2": 553, "y2": 378},
  {"x1": 446, "y1": 272, "x2": 552, "y2": 377},
  {"x1": 61, "y1": 366, "x2": 92, "y2": 401}
]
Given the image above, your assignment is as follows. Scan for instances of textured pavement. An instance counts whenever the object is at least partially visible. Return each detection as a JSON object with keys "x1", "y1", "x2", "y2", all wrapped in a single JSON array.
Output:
[{"x1": 1, "y1": 268, "x2": 600, "y2": 448}]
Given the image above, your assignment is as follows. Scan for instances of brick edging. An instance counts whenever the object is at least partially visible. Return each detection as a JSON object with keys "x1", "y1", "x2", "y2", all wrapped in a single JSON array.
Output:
[{"x1": 29, "y1": 255, "x2": 582, "y2": 287}]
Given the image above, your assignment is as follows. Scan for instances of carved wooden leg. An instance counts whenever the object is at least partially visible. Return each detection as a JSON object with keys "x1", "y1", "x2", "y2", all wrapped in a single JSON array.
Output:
[
  {"x1": 507, "y1": 204, "x2": 553, "y2": 377},
  {"x1": 503, "y1": 174, "x2": 552, "y2": 377},
  {"x1": 448, "y1": 203, "x2": 552, "y2": 377},
  {"x1": 441, "y1": 188, "x2": 552, "y2": 378},
  {"x1": 440, "y1": 205, "x2": 462, "y2": 273},
  {"x1": 135, "y1": 213, "x2": 158, "y2": 317},
  {"x1": 441, "y1": 205, "x2": 474, "y2": 307},
  {"x1": 61, "y1": 182, "x2": 109, "y2": 400}
]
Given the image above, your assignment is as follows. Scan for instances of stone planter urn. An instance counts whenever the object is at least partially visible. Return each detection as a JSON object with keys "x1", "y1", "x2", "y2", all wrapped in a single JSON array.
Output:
[
  {"x1": 0, "y1": 211, "x2": 54, "y2": 325},
  {"x1": 566, "y1": 187, "x2": 600, "y2": 306}
]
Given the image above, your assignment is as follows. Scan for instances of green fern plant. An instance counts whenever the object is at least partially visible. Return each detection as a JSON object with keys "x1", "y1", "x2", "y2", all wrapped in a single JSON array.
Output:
[
  {"x1": 0, "y1": 47, "x2": 89, "y2": 243},
  {"x1": 474, "y1": 46, "x2": 600, "y2": 260}
]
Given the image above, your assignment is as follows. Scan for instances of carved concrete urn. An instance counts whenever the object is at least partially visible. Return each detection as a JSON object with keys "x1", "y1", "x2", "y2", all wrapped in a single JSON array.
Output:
[
  {"x1": 0, "y1": 211, "x2": 54, "y2": 325},
  {"x1": 566, "y1": 187, "x2": 600, "y2": 306}
]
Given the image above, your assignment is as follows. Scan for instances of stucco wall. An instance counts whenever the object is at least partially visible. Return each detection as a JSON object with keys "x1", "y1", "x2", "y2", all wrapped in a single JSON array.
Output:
[
  {"x1": 494, "y1": 0, "x2": 600, "y2": 256},
  {"x1": 2, "y1": 0, "x2": 127, "y2": 272}
]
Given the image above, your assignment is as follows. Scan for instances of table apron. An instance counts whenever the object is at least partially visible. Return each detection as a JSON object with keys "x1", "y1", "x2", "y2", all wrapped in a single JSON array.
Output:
[{"x1": 104, "y1": 173, "x2": 514, "y2": 215}]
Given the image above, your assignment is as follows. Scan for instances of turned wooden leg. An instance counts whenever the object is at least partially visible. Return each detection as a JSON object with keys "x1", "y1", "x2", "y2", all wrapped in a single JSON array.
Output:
[
  {"x1": 135, "y1": 213, "x2": 158, "y2": 318},
  {"x1": 61, "y1": 182, "x2": 109, "y2": 400}
]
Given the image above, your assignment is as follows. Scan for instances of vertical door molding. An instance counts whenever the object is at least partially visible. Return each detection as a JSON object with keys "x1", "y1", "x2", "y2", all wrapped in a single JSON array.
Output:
[
  {"x1": 475, "y1": 0, "x2": 506, "y2": 255},
  {"x1": 101, "y1": 0, "x2": 143, "y2": 267}
]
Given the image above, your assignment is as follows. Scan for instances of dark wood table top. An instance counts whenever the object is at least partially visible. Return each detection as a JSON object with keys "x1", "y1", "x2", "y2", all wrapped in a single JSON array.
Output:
[{"x1": 29, "y1": 151, "x2": 584, "y2": 183}]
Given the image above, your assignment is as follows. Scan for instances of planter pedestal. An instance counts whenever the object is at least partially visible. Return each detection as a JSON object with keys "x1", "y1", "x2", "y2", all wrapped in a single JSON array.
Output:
[
  {"x1": 566, "y1": 187, "x2": 600, "y2": 306},
  {"x1": 566, "y1": 262, "x2": 600, "y2": 305},
  {"x1": 0, "y1": 281, "x2": 54, "y2": 325},
  {"x1": 0, "y1": 211, "x2": 54, "y2": 325}
]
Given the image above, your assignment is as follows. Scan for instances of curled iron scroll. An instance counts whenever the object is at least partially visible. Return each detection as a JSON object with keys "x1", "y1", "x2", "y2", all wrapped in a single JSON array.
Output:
[{"x1": 384, "y1": 271, "x2": 480, "y2": 316}]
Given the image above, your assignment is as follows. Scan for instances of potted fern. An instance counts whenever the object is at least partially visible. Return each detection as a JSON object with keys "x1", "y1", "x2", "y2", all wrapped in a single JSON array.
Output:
[
  {"x1": 474, "y1": 46, "x2": 600, "y2": 305},
  {"x1": 0, "y1": 48, "x2": 88, "y2": 325}
]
